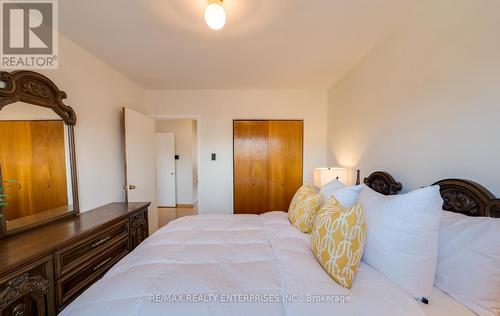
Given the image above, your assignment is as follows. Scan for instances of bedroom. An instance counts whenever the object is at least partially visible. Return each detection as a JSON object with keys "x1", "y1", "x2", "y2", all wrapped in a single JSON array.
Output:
[{"x1": 0, "y1": 0, "x2": 498, "y2": 315}]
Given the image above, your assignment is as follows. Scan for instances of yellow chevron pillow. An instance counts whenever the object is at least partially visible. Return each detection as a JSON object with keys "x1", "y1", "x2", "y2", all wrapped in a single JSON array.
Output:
[
  {"x1": 312, "y1": 197, "x2": 367, "y2": 288},
  {"x1": 288, "y1": 184, "x2": 323, "y2": 233}
]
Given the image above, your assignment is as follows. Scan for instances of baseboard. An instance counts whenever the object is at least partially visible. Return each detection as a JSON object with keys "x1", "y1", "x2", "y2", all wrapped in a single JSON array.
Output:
[{"x1": 176, "y1": 204, "x2": 194, "y2": 208}]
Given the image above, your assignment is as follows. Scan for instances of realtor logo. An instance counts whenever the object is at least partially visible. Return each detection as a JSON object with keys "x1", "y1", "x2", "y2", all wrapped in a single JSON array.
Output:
[{"x1": 1, "y1": 0, "x2": 58, "y2": 69}]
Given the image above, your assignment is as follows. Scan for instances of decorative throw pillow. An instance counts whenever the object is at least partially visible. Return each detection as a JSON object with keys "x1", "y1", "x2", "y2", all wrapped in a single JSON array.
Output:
[
  {"x1": 288, "y1": 184, "x2": 323, "y2": 233},
  {"x1": 311, "y1": 197, "x2": 367, "y2": 288},
  {"x1": 358, "y1": 185, "x2": 443, "y2": 300}
]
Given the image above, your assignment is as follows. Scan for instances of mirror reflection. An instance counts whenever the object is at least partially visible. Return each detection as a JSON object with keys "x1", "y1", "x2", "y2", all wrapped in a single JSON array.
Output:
[{"x1": 0, "y1": 102, "x2": 73, "y2": 232}]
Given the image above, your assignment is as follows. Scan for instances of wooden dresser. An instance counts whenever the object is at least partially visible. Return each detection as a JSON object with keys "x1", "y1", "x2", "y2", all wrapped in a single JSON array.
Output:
[{"x1": 0, "y1": 202, "x2": 150, "y2": 315}]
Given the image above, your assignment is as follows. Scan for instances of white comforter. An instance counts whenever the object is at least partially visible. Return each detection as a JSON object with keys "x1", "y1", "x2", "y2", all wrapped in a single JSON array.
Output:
[{"x1": 61, "y1": 212, "x2": 426, "y2": 316}]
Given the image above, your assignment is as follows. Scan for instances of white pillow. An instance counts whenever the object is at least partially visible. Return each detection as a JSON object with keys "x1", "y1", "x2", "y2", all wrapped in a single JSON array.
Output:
[
  {"x1": 319, "y1": 178, "x2": 345, "y2": 199},
  {"x1": 325, "y1": 184, "x2": 365, "y2": 208},
  {"x1": 435, "y1": 211, "x2": 500, "y2": 316},
  {"x1": 358, "y1": 185, "x2": 443, "y2": 300}
]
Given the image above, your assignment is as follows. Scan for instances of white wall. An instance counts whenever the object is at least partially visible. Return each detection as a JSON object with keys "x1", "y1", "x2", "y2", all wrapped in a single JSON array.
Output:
[
  {"x1": 0, "y1": 103, "x2": 61, "y2": 120},
  {"x1": 147, "y1": 90, "x2": 327, "y2": 214},
  {"x1": 37, "y1": 35, "x2": 147, "y2": 211},
  {"x1": 327, "y1": 0, "x2": 500, "y2": 195},
  {"x1": 156, "y1": 119, "x2": 197, "y2": 205}
]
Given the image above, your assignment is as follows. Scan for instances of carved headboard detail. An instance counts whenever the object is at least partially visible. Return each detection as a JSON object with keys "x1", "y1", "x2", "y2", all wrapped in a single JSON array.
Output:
[
  {"x1": 433, "y1": 179, "x2": 500, "y2": 218},
  {"x1": 364, "y1": 171, "x2": 402, "y2": 196},
  {"x1": 0, "y1": 70, "x2": 76, "y2": 125}
]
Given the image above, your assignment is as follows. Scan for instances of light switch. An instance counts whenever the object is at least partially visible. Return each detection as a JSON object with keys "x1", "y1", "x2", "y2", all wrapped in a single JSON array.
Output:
[{"x1": 211, "y1": 153, "x2": 216, "y2": 161}]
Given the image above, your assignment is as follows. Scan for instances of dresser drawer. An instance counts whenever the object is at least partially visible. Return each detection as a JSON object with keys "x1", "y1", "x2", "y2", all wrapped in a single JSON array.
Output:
[
  {"x1": 56, "y1": 236, "x2": 129, "y2": 309},
  {"x1": 54, "y1": 219, "x2": 129, "y2": 277}
]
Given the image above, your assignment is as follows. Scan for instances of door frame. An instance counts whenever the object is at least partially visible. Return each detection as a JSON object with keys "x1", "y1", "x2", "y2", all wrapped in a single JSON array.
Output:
[
  {"x1": 232, "y1": 119, "x2": 304, "y2": 213},
  {"x1": 151, "y1": 115, "x2": 200, "y2": 209}
]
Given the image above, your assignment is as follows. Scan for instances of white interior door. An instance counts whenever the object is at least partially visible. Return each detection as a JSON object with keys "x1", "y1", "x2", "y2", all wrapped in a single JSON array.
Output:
[
  {"x1": 156, "y1": 133, "x2": 176, "y2": 207},
  {"x1": 123, "y1": 108, "x2": 158, "y2": 233}
]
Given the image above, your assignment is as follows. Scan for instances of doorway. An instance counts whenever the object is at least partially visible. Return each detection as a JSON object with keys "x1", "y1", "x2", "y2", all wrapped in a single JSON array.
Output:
[
  {"x1": 122, "y1": 109, "x2": 199, "y2": 232},
  {"x1": 155, "y1": 119, "x2": 198, "y2": 227}
]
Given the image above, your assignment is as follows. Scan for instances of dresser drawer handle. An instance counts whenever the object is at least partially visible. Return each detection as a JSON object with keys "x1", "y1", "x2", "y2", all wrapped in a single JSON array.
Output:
[
  {"x1": 91, "y1": 236, "x2": 111, "y2": 248},
  {"x1": 92, "y1": 257, "x2": 112, "y2": 272}
]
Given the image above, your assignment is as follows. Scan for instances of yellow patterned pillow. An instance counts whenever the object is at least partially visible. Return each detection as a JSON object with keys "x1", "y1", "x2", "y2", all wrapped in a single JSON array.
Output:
[
  {"x1": 311, "y1": 197, "x2": 366, "y2": 288},
  {"x1": 288, "y1": 184, "x2": 323, "y2": 233}
]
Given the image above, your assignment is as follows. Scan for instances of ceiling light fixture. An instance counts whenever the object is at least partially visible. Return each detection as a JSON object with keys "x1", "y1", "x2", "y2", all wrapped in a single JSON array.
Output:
[{"x1": 205, "y1": 0, "x2": 226, "y2": 31}]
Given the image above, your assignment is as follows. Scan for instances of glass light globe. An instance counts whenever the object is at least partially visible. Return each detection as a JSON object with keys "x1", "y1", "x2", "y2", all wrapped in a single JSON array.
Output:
[{"x1": 204, "y1": 3, "x2": 226, "y2": 30}]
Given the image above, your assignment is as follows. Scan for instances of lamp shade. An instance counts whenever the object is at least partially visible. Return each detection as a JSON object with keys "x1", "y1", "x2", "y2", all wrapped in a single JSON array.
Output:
[{"x1": 313, "y1": 168, "x2": 349, "y2": 188}]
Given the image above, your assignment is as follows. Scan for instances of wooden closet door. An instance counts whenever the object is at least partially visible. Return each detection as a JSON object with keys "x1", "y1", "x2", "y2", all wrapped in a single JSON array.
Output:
[
  {"x1": 0, "y1": 121, "x2": 68, "y2": 221},
  {"x1": 30, "y1": 121, "x2": 68, "y2": 213},
  {"x1": 234, "y1": 120, "x2": 303, "y2": 214},
  {"x1": 268, "y1": 121, "x2": 303, "y2": 211},
  {"x1": 234, "y1": 121, "x2": 269, "y2": 214},
  {"x1": 0, "y1": 121, "x2": 34, "y2": 220}
]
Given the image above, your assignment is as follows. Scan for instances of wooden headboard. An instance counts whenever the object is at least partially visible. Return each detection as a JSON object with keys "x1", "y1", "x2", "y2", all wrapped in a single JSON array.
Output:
[
  {"x1": 433, "y1": 179, "x2": 500, "y2": 218},
  {"x1": 361, "y1": 171, "x2": 499, "y2": 218},
  {"x1": 363, "y1": 171, "x2": 402, "y2": 196}
]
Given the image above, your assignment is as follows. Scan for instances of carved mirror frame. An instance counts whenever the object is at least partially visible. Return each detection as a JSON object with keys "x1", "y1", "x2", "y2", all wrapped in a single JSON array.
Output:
[{"x1": 0, "y1": 70, "x2": 79, "y2": 238}]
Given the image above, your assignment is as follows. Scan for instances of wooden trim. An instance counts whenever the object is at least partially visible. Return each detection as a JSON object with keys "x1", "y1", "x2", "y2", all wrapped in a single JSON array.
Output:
[
  {"x1": 232, "y1": 119, "x2": 304, "y2": 121},
  {"x1": 157, "y1": 205, "x2": 195, "y2": 208},
  {"x1": 6, "y1": 206, "x2": 77, "y2": 235},
  {"x1": 68, "y1": 125, "x2": 79, "y2": 214},
  {"x1": 175, "y1": 204, "x2": 194, "y2": 208}
]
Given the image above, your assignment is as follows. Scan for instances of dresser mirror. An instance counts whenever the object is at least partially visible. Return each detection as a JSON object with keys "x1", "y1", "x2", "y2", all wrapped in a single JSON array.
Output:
[{"x1": 0, "y1": 71, "x2": 78, "y2": 238}]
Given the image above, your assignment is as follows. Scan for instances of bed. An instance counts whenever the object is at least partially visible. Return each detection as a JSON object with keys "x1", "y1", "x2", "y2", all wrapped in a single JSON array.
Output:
[{"x1": 60, "y1": 172, "x2": 499, "y2": 316}]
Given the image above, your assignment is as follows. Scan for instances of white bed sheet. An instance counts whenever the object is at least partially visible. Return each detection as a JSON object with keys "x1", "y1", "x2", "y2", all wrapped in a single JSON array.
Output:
[
  {"x1": 421, "y1": 287, "x2": 475, "y2": 316},
  {"x1": 61, "y1": 211, "x2": 428, "y2": 316}
]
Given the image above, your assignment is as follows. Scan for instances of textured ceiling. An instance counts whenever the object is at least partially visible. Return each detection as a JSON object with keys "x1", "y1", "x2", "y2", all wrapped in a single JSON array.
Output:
[{"x1": 59, "y1": 0, "x2": 418, "y2": 89}]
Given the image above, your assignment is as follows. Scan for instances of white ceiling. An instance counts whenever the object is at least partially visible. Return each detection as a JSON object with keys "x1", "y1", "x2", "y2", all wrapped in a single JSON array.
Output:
[{"x1": 59, "y1": 0, "x2": 418, "y2": 89}]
